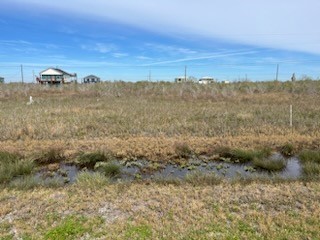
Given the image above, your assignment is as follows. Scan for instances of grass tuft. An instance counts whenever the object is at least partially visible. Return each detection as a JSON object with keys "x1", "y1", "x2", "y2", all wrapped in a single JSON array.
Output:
[
  {"x1": 76, "y1": 151, "x2": 113, "y2": 168},
  {"x1": 174, "y1": 142, "x2": 193, "y2": 158},
  {"x1": 217, "y1": 147, "x2": 272, "y2": 163},
  {"x1": 0, "y1": 157, "x2": 35, "y2": 184},
  {"x1": 76, "y1": 171, "x2": 110, "y2": 188},
  {"x1": 298, "y1": 150, "x2": 320, "y2": 177},
  {"x1": 252, "y1": 157, "x2": 286, "y2": 171},
  {"x1": 95, "y1": 162, "x2": 122, "y2": 177},
  {"x1": 185, "y1": 171, "x2": 222, "y2": 185},
  {"x1": 280, "y1": 143, "x2": 295, "y2": 157},
  {"x1": 34, "y1": 147, "x2": 64, "y2": 165}
]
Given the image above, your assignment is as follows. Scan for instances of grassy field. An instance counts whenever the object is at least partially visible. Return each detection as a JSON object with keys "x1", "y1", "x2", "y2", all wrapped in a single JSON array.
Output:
[
  {"x1": 0, "y1": 81, "x2": 320, "y2": 160},
  {"x1": 0, "y1": 81, "x2": 320, "y2": 239},
  {"x1": 0, "y1": 182, "x2": 320, "y2": 239}
]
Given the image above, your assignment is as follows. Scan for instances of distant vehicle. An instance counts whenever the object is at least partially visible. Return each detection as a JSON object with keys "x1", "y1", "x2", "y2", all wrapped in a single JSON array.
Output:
[{"x1": 0, "y1": 77, "x2": 4, "y2": 83}]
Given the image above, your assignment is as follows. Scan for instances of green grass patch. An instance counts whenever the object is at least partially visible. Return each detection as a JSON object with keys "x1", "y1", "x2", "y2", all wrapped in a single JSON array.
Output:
[
  {"x1": 125, "y1": 224, "x2": 153, "y2": 240},
  {"x1": 0, "y1": 152, "x2": 35, "y2": 184},
  {"x1": 302, "y1": 162, "x2": 320, "y2": 178},
  {"x1": 280, "y1": 143, "x2": 295, "y2": 157},
  {"x1": 95, "y1": 162, "x2": 121, "y2": 177},
  {"x1": 33, "y1": 147, "x2": 64, "y2": 165},
  {"x1": 44, "y1": 216, "x2": 87, "y2": 240},
  {"x1": 185, "y1": 171, "x2": 222, "y2": 185},
  {"x1": 76, "y1": 171, "x2": 110, "y2": 188},
  {"x1": 76, "y1": 151, "x2": 113, "y2": 168},
  {"x1": 217, "y1": 147, "x2": 272, "y2": 163},
  {"x1": 299, "y1": 150, "x2": 320, "y2": 164},
  {"x1": 252, "y1": 157, "x2": 286, "y2": 171},
  {"x1": 299, "y1": 150, "x2": 320, "y2": 177}
]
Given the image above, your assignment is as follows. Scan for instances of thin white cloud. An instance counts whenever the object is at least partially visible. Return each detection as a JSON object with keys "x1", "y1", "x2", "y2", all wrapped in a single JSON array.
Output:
[
  {"x1": 145, "y1": 43, "x2": 198, "y2": 55},
  {"x1": 81, "y1": 43, "x2": 117, "y2": 53},
  {"x1": 113, "y1": 53, "x2": 129, "y2": 58},
  {"x1": 142, "y1": 50, "x2": 257, "y2": 66},
  {"x1": 5, "y1": 0, "x2": 320, "y2": 54}
]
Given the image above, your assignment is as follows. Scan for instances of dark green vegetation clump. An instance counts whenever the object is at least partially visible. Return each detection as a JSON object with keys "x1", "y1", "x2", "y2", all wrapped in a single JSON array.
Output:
[
  {"x1": 34, "y1": 147, "x2": 64, "y2": 165},
  {"x1": 299, "y1": 150, "x2": 320, "y2": 177},
  {"x1": 280, "y1": 143, "x2": 295, "y2": 157},
  {"x1": 252, "y1": 157, "x2": 286, "y2": 171},
  {"x1": 0, "y1": 151, "x2": 34, "y2": 184},
  {"x1": 77, "y1": 151, "x2": 113, "y2": 168},
  {"x1": 217, "y1": 147, "x2": 272, "y2": 163},
  {"x1": 95, "y1": 162, "x2": 121, "y2": 177}
]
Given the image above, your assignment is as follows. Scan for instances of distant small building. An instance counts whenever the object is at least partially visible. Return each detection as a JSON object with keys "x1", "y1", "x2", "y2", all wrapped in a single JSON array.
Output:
[
  {"x1": 174, "y1": 76, "x2": 197, "y2": 83},
  {"x1": 221, "y1": 80, "x2": 230, "y2": 84},
  {"x1": 175, "y1": 76, "x2": 187, "y2": 83},
  {"x1": 0, "y1": 77, "x2": 4, "y2": 83},
  {"x1": 199, "y1": 76, "x2": 214, "y2": 84},
  {"x1": 83, "y1": 75, "x2": 101, "y2": 83},
  {"x1": 36, "y1": 68, "x2": 77, "y2": 84}
]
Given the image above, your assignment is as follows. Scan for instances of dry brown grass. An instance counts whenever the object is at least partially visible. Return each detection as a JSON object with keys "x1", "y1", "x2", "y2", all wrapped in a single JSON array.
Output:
[
  {"x1": 0, "y1": 81, "x2": 320, "y2": 161},
  {"x1": 0, "y1": 181, "x2": 319, "y2": 239}
]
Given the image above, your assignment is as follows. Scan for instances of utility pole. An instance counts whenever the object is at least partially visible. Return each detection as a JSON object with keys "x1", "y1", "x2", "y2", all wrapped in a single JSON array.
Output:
[
  {"x1": 184, "y1": 66, "x2": 187, "y2": 82},
  {"x1": 21, "y1": 64, "x2": 24, "y2": 83},
  {"x1": 148, "y1": 70, "x2": 151, "y2": 81},
  {"x1": 275, "y1": 64, "x2": 279, "y2": 81},
  {"x1": 32, "y1": 70, "x2": 35, "y2": 83}
]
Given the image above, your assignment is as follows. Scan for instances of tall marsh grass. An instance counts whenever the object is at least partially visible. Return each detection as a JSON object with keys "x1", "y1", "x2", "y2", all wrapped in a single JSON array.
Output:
[
  {"x1": 299, "y1": 150, "x2": 320, "y2": 177},
  {"x1": 0, "y1": 151, "x2": 35, "y2": 184}
]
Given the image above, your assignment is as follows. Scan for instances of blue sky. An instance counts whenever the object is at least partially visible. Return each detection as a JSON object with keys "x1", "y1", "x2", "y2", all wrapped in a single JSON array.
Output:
[{"x1": 1, "y1": 0, "x2": 320, "y2": 82}]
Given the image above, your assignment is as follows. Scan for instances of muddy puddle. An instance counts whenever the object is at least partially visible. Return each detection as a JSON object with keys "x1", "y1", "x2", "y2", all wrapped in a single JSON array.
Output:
[{"x1": 32, "y1": 153, "x2": 302, "y2": 184}]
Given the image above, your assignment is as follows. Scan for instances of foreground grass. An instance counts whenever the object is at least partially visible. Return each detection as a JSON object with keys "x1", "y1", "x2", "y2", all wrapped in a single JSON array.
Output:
[{"x1": 0, "y1": 181, "x2": 319, "y2": 239}]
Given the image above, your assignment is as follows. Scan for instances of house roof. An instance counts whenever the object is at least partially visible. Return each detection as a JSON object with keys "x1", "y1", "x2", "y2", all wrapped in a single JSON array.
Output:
[
  {"x1": 83, "y1": 75, "x2": 100, "y2": 79},
  {"x1": 199, "y1": 76, "x2": 214, "y2": 80},
  {"x1": 40, "y1": 68, "x2": 76, "y2": 77}
]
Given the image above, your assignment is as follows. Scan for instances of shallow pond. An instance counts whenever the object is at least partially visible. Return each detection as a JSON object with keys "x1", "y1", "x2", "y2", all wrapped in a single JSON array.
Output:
[{"x1": 33, "y1": 153, "x2": 302, "y2": 184}]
